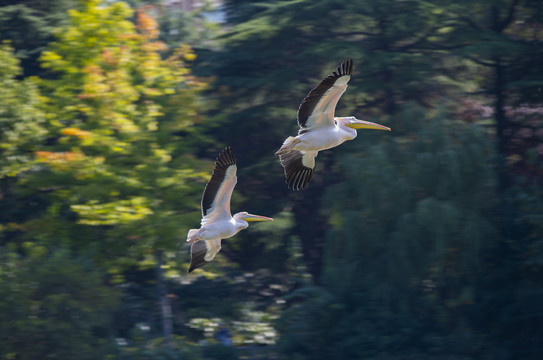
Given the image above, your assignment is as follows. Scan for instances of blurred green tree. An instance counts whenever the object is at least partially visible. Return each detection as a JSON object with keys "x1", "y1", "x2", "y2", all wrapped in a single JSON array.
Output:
[
  {"x1": 0, "y1": 41, "x2": 47, "y2": 254},
  {"x1": 1, "y1": 0, "x2": 209, "y2": 350},
  {"x1": 0, "y1": 0, "x2": 80, "y2": 76},
  {"x1": 0, "y1": 248, "x2": 120, "y2": 360},
  {"x1": 156, "y1": 2, "x2": 224, "y2": 51},
  {"x1": 439, "y1": 0, "x2": 543, "y2": 188},
  {"x1": 0, "y1": 41, "x2": 46, "y2": 178},
  {"x1": 277, "y1": 109, "x2": 502, "y2": 359},
  {"x1": 30, "y1": 0, "x2": 207, "y2": 269},
  {"x1": 196, "y1": 0, "x2": 460, "y2": 278},
  {"x1": 499, "y1": 184, "x2": 543, "y2": 358}
]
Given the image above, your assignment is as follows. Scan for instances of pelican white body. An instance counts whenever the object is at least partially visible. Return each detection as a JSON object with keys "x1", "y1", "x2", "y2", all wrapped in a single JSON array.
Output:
[{"x1": 294, "y1": 119, "x2": 357, "y2": 152}]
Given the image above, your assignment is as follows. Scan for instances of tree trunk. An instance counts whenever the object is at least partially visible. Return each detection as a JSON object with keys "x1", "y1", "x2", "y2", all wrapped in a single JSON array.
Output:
[
  {"x1": 493, "y1": 57, "x2": 509, "y2": 191},
  {"x1": 155, "y1": 249, "x2": 173, "y2": 349}
]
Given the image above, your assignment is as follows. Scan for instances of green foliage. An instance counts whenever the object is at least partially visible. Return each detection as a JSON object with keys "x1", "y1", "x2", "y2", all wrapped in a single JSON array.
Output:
[
  {"x1": 0, "y1": 249, "x2": 120, "y2": 360},
  {"x1": 0, "y1": 42, "x2": 46, "y2": 177},
  {"x1": 488, "y1": 184, "x2": 543, "y2": 358},
  {"x1": 0, "y1": 0, "x2": 80, "y2": 76},
  {"x1": 198, "y1": 0, "x2": 475, "y2": 276},
  {"x1": 215, "y1": 0, "x2": 455, "y2": 118},
  {"x1": 439, "y1": 0, "x2": 543, "y2": 103},
  {"x1": 157, "y1": 4, "x2": 223, "y2": 51},
  {"x1": 277, "y1": 109, "x2": 501, "y2": 359},
  {"x1": 1, "y1": 0, "x2": 543, "y2": 358},
  {"x1": 22, "y1": 0, "x2": 209, "y2": 263},
  {"x1": 1, "y1": 2, "x2": 212, "y2": 354}
]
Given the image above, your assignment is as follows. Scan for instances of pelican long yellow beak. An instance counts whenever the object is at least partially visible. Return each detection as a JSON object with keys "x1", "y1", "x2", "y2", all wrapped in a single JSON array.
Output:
[
  {"x1": 347, "y1": 119, "x2": 391, "y2": 131},
  {"x1": 242, "y1": 214, "x2": 274, "y2": 222}
]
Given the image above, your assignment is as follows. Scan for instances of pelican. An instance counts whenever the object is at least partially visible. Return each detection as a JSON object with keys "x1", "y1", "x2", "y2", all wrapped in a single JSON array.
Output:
[
  {"x1": 186, "y1": 147, "x2": 273, "y2": 273},
  {"x1": 275, "y1": 59, "x2": 391, "y2": 190}
]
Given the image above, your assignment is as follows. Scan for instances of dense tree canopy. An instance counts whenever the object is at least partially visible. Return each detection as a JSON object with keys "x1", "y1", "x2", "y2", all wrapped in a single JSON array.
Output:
[
  {"x1": 0, "y1": 0, "x2": 80, "y2": 76},
  {"x1": 0, "y1": 0, "x2": 542, "y2": 359}
]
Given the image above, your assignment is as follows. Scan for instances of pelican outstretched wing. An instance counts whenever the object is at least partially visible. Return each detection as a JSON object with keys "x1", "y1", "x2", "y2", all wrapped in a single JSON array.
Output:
[
  {"x1": 188, "y1": 239, "x2": 222, "y2": 273},
  {"x1": 279, "y1": 150, "x2": 316, "y2": 190},
  {"x1": 297, "y1": 59, "x2": 352, "y2": 132},
  {"x1": 201, "y1": 147, "x2": 237, "y2": 226}
]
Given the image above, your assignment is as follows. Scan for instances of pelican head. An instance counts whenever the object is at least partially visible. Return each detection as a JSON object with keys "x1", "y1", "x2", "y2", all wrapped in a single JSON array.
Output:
[
  {"x1": 235, "y1": 212, "x2": 274, "y2": 222},
  {"x1": 339, "y1": 116, "x2": 391, "y2": 131}
]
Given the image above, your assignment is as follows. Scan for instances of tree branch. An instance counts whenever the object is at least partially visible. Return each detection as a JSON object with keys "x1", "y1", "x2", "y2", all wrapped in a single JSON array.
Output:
[
  {"x1": 337, "y1": 30, "x2": 380, "y2": 37},
  {"x1": 465, "y1": 55, "x2": 498, "y2": 67},
  {"x1": 498, "y1": 0, "x2": 521, "y2": 32}
]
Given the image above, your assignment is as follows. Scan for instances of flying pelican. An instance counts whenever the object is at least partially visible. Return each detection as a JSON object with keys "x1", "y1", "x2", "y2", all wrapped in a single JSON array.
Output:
[
  {"x1": 275, "y1": 59, "x2": 391, "y2": 190},
  {"x1": 186, "y1": 147, "x2": 273, "y2": 273}
]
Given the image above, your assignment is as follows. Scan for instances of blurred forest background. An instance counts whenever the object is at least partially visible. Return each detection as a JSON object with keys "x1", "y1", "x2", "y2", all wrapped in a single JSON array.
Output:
[{"x1": 1, "y1": 0, "x2": 542, "y2": 359}]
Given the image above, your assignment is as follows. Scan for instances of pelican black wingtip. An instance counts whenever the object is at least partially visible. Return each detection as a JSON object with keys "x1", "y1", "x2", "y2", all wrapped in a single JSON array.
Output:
[{"x1": 216, "y1": 146, "x2": 236, "y2": 167}]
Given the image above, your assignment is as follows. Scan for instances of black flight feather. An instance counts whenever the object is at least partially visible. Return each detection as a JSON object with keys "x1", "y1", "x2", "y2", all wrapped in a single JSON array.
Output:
[
  {"x1": 297, "y1": 59, "x2": 353, "y2": 129},
  {"x1": 201, "y1": 147, "x2": 236, "y2": 217},
  {"x1": 188, "y1": 241, "x2": 208, "y2": 273},
  {"x1": 279, "y1": 150, "x2": 313, "y2": 190}
]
